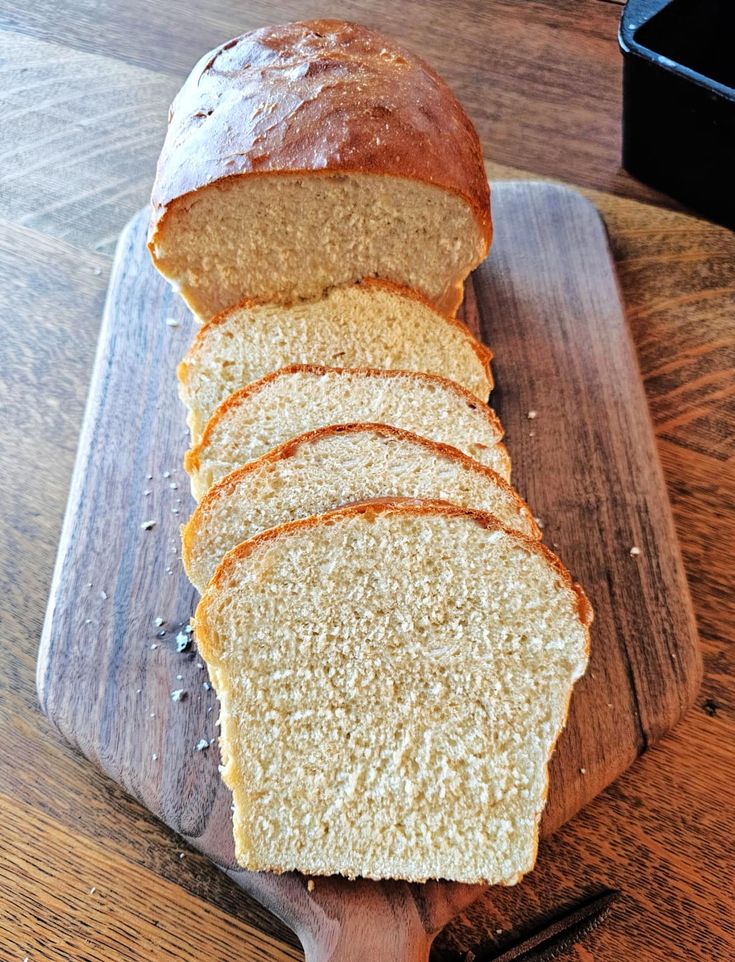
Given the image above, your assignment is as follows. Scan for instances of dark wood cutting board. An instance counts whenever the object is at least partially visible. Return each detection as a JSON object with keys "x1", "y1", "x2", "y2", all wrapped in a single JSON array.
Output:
[{"x1": 38, "y1": 181, "x2": 701, "y2": 961}]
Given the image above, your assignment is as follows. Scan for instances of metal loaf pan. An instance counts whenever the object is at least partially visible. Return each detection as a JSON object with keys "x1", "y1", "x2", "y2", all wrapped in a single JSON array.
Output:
[{"x1": 620, "y1": 0, "x2": 735, "y2": 227}]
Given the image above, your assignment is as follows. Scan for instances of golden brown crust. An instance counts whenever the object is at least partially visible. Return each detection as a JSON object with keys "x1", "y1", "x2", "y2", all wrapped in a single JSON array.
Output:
[
  {"x1": 178, "y1": 278, "x2": 493, "y2": 396},
  {"x1": 149, "y1": 20, "x2": 491, "y2": 255},
  {"x1": 181, "y1": 422, "x2": 539, "y2": 583},
  {"x1": 196, "y1": 497, "x2": 593, "y2": 667},
  {"x1": 184, "y1": 364, "x2": 507, "y2": 476}
]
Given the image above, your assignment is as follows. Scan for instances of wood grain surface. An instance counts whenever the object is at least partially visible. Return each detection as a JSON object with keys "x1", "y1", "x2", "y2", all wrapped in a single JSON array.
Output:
[
  {"x1": 37, "y1": 183, "x2": 700, "y2": 961},
  {"x1": 1, "y1": 4, "x2": 733, "y2": 962}
]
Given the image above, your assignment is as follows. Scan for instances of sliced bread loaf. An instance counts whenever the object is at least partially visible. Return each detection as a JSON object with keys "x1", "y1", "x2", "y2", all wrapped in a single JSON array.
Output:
[
  {"x1": 184, "y1": 366, "x2": 510, "y2": 500},
  {"x1": 148, "y1": 20, "x2": 490, "y2": 318},
  {"x1": 195, "y1": 499, "x2": 592, "y2": 884},
  {"x1": 182, "y1": 423, "x2": 539, "y2": 592},
  {"x1": 178, "y1": 280, "x2": 493, "y2": 442}
]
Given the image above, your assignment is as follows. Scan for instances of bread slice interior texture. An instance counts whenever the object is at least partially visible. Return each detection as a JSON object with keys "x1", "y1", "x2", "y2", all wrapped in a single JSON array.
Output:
[
  {"x1": 195, "y1": 499, "x2": 591, "y2": 885},
  {"x1": 182, "y1": 423, "x2": 538, "y2": 592},
  {"x1": 178, "y1": 280, "x2": 493, "y2": 441},
  {"x1": 184, "y1": 365, "x2": 510, "y2": 500},
  {"x1": 151, "y1": 172, "x2": 487, "y2": 320}
]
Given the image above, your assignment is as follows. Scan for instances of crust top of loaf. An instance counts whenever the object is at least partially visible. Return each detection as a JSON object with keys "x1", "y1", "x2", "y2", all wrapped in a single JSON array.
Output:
[{"x1": 149, "y1": 19, "x2": 490, "y2": 246}]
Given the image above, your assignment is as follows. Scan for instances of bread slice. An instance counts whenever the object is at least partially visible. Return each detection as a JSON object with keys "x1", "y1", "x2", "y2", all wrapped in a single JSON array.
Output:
[
  {"x1": 182, "y1": 423, "x2": 539, "y2": 592},
  {"x1": 178, "y1": 280, "x2": 493, "y2": 442},
  {"x1": 148, "y1": 21, "x2": 490, "y2": 318},
  {"x1": 184, "y1": 365, "x2": 511, "y2": 500},
  {"x1": 195, "y1": 499, "x2": 592, "y2": 884}
]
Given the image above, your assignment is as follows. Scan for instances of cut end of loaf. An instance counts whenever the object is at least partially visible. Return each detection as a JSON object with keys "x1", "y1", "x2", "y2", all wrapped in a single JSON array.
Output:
[
  {"x1": 196, "y1": 499, "x2": 591, "y2": 884},
  {"x1": 150, "y1": 172, "x2": 487, "y2": 319}
]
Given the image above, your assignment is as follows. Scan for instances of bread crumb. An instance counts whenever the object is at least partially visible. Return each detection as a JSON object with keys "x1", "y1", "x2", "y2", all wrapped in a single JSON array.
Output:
[
  {"x1": 154, "y1": 617, "x2": 165, "y2": 627},
  {"x1": 163, "y1": 471, "x2": 171, "y2": 479},
  {"x1": 630, "y1": 546, "x2": 641, "y2": 556},
  {"x1": 84, "y1": 618, "x2": 92, "y2": 624},
  {"x1": 534, "y1": 517, "x2": 544, "y2": 529},
  {"x1": 528, "y1": 431, "x2": 535, "y2": 437},
  {"x1": 178, "y1": 851, "x2": 185, "y2": 859},
  {"x1": 176, "y1": 674, "x2": 183, "y2": 681},
  {"x1": 307, "y1": 879, "x2": 315, "y2": 892},
  {"x1": 171, "y1": 689, "x2": 187, "y2": 702},
  {"x1": 141, "y1": 520, "x2": 156, "y2": 530},
  {"x1": 203, "y1": 681, "x2": 211, "y2": 691},
  {"x1": 152, "y1": 753, "x2": 158, "y2": 761},
  {"x1": 165, "y1": 317, "x2": 180, "y2": 327},
  {"x1": 195, "y1": 739, "x2": 209, "y2": 751},
  {"x1": 100, "y1": 590, "x2": 107, "y2": 600},
  {"x1": 185, "y1": 625, "x2": 194, "y2": 634},
  {"x1": 169, "y1": 482, "x2": 178, "y2": 490},
  {"x1": 527, "y1": 410, "x2": 537, "y2": 419},
  {"x1": 580, "y1": 767, "x2": 586, "y2": 774},
  {"x1": 150, "y1": 643, "x2": 158, "y2": 650},
  {"x1": 145, "y1": 474, "x2": 153, "y2": 480},
  {"x1": 150, "y1": 713, "x2": 156, "y2": 719},
  {"x1": 176, "y1": 632, "x2": 190, "y2": 652}
]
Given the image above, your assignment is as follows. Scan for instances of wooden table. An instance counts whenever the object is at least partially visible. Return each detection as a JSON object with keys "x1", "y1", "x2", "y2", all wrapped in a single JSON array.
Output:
[{"x1": 0, "y1": 2, "x2": 732, "y2": 960}]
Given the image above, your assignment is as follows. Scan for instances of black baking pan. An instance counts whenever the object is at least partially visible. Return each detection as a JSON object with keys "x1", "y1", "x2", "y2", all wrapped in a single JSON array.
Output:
[{"x1": 619, "y1": 0, "x2": 735, "y2": 227}]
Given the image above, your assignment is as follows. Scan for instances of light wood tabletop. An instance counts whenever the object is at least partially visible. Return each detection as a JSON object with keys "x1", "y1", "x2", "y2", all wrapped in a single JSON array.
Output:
[{"x1": 0, "y1": 2, "x2": 733, "y2": 961}]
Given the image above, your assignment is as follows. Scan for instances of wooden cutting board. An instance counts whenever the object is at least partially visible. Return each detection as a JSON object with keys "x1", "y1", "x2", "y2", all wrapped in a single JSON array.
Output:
[{"x1": 38, "y1": 181, "x2": 701, "y2": 962}]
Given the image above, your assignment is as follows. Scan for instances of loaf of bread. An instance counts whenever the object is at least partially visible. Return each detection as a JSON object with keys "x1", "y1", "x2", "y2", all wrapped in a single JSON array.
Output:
[
  {"x1": 182, "y1": 423, "x2": 539, "y2": 592},
  {"x1": 148, "y1": 20, "x2": 490, "y2": 319},
  {"x1": 151, "y1": 19, "x2": 595, "y2": 892},
  {"x1": 195, "y1": 499, "x2": 591, "y2": 884},
  {"x1": 178, "y1": 280, "x2": 493, "y2": 442},
  {"x1": 184, "y1": 366, "x2": 510, "y2": 500}
]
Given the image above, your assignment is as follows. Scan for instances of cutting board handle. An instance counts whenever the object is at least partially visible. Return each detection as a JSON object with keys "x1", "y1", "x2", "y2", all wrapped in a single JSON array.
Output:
[
  {"x1": 292, "y1": 880, "x2": 446, "y2": 962},
  {"x1": 302, "y1": 925, "x2": 432, "y2": 962}
]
